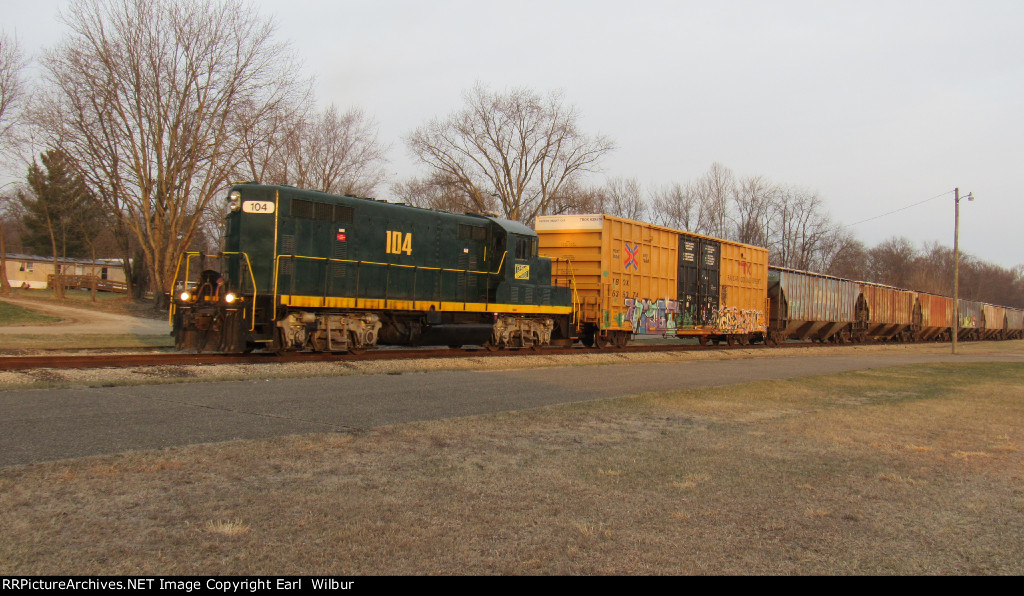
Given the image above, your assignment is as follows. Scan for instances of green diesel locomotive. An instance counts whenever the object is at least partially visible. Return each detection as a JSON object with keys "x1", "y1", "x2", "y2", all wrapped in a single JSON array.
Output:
[{"x1": 171, "y1": 184, "x2": 575, "y2": 353}]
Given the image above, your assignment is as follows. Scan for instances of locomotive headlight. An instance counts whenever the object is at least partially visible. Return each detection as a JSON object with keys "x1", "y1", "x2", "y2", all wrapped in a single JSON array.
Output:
[
  {"x1": 224, "y1": 292, "x2": 237, "y2": 304},
  {"x1": 228, "y1": 190, "x2": 241, "y2": 212},
  {"x1": 180, "y1": 291, "x2": 192, "y2": 302}
]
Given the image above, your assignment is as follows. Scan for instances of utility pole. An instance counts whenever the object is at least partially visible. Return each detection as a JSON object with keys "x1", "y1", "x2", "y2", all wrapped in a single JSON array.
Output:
[{"x1": 952, "y1": 187, "x2": 973, "y2": 355}]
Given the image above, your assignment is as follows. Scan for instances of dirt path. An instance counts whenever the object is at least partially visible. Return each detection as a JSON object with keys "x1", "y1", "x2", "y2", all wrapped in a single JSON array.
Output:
[{"x1": 0, "y1": 296, "x2": 169, "y2": 335}]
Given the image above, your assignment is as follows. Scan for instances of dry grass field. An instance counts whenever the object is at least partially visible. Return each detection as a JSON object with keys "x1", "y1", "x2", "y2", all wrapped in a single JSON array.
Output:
[
  {"x1": 1, "y1": 359, "x2": 1022, "y2": 575},
  {"x1": 0, "y1": 288, "x2": 161, "y2": 318}
]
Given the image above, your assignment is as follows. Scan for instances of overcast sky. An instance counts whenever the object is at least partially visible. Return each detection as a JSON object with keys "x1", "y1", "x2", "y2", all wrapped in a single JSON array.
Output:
[{"x1": 5, "y1": 0, "x2": 1022, "y2": 268}]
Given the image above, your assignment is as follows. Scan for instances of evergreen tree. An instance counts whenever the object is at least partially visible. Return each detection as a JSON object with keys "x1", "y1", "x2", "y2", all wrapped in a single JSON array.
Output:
[
  {"x1": 21, "y1": 149, "x2": 104, "y2": 298},
  {"x1": 21, "y1": 149, "x2": 101, "y2": 259}
]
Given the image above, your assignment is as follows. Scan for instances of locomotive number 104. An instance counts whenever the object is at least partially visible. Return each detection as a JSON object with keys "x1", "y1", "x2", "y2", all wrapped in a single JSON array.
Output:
[{"x1": 385, "y1": 230, "x2": 413, "y2": 255}]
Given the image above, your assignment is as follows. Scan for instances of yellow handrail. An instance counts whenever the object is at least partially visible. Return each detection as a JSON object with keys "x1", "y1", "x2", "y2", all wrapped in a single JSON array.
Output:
[
  {"x1": 272, "y1": 252, "x2": 509, "y2": 310},
  {"x1": 167, "y1": 251, "x2": 258, "y2": 331}
]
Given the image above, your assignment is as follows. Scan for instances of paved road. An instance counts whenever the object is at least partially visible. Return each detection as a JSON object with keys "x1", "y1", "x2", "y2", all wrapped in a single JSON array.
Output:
[
  {"x1": 2, "y1": 350, "x2": 1021, "y2": 468},
  {"x1": 0, "y1": 296, "x2": 168, "y2": 335}
]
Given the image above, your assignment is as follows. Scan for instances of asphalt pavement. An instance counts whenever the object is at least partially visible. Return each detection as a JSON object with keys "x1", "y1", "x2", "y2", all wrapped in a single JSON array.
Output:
[{"x1": 2, "y1": 349, "x2": 1021, "y2": 467}]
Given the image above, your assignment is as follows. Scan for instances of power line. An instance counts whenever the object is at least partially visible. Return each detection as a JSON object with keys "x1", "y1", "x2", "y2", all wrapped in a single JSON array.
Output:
[{"x1": 843, "y1": 190, "x2": 954, "y2": 228}]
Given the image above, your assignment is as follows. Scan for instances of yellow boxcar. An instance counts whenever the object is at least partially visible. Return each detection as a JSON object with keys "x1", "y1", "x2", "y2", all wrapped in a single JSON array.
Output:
[{"x1": 535, "y1": 214, "x2": 768, "y2": 346}]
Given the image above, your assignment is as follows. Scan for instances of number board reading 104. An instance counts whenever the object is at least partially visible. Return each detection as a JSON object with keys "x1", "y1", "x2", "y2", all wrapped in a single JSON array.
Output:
[
  {"x1": 386, "y1": 231, "x2": 413, "y2": 255},
  {"x1": 242, "y1": 201, "x2": 275, "y2": 214}
]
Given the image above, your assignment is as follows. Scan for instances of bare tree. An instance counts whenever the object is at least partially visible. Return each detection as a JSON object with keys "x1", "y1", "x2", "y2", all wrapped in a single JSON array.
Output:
[
  {"x1": 236, "y1": 102, "x2": 389, "y2": 198},
  {"x1": 280, "y1": 105, "x2": 388, "y2": 197},
  {"x1": 594, "y1": 177, "x2": 647, "y2": 221},
  {"x1": 36, "y1": 0, "x2": 307, "y2": 304},
  {"x1": 650, "y1": 182, "x2": 697, "y2": 231},
  {"x1": 866, "y1": 236, "x2": 919, "y2": 288},
  {"x1": 822, "y1": 234, "x2": 868, "y2": 280},
  {"x1": 730, "y1": 174, "x2": 775, "y2": 247},
  {"x1": 770, "y1": 186, "x2": 834, "y2": 270},
  {"x1": 0, "y1": 31, "x2": 27, "y2": 159},
  {"x1": 691, "y1": 162, "x2": 733, "y2": 238},
  {"x1": 406, "y1": 83, "x2": 615, "y2": 223},
  {"x1": 909, "y1": 241, "x2": 953, "y2": 295},
  {"x1": 391, "y1": 173, "x2": 499, "y2": 214},
  {"x1": 815, "y1": 226, "x2": 863, "y2": 278},
  {"x1": 0, "y1": 31, "x2": 29, "y2": 293},
  {"x1": 233, "y1": 95, "x2": 309, "y2": 187}
]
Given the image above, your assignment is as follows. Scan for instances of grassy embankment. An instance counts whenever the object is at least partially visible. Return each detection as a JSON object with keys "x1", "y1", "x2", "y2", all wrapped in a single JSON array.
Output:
[
  {"x1": 0, "y1": 289, "x2": 173, "y2": 350},
  {"x1": 0, "y1": 300, "x2": 62, "y2": 326},
  {"x1": 1, "y1": 359, "x2": 1021, "y2": 575}
]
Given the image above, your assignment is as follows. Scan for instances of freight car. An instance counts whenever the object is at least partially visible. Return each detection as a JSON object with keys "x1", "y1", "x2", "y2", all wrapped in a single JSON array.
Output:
[
  {"x1": 170, "y1": 184, "x2": 574, "y2": 353},
  {"x1": 767, "y1": 267, "x2": 1024, "y2": 345},
  {"x1": 767, "y1": 267, "x2": 860, "y2": 344},
  {"x1": 768, "y1": 269, "x2": 923, "y2": 343},
  {"x1": 916, "y1": 292, "x2": 954, "y2": 342},
  {"x1": 535, "y1": 214, "x2": 769, "y2": 347}
]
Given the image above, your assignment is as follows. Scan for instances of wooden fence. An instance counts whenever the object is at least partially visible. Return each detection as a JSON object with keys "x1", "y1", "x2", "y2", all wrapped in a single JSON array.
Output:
[{"x1": 46, "y1": 274, "x2": 129, "y2": 294}]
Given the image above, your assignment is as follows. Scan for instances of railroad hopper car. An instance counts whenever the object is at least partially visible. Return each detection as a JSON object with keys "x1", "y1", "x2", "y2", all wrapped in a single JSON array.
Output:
[
  {"x1": 981, "y1": 304, "x2": 1007, "y2": 340},
  {"x1": 915, "y1": 293, "x2": 954, "y2": 341},
  {"x1": 535, "y1": 214, "x2": 769, "y2": 347},
  {"x1": 767, "y1": 267, "x2": 859, "y2": 343},
  {"x1": 855, "y1": 282, "x2": 918, "y2": 341},
  {"x1": 1006, "y1": 308, "x2": 1024, "y2": 340},
  {"x1": 957, "y1": 299, "x2": 984, "y2": 341},
  {"x1": 171, "y1": 184, "x2": 574, "y2": 353}
]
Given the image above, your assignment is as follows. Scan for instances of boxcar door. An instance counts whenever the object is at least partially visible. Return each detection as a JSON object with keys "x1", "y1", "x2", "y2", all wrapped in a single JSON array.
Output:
[
  {"x1": 678, "y1": 234, "x2": 720, "y2": 328},
  {"x1": 698, "y1": 239, "x2": 721, "y2": 327}
]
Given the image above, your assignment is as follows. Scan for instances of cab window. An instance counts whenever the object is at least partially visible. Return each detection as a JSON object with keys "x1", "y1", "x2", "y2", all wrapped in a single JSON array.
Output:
[{"x1": 515, "y1": 236, "x2": 537, "y2": 260}]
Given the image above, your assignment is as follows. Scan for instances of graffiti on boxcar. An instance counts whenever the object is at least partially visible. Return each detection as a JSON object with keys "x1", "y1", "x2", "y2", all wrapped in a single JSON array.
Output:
[
  {"x1": 623, "y1": 297, "x2": 683, "y2": 333},
  {"x1": 714, "y1": 307, "x2": 766, "y2": 333},
  {"x1": 675, "y1": 300, "x2": 718, "y2": 329}
]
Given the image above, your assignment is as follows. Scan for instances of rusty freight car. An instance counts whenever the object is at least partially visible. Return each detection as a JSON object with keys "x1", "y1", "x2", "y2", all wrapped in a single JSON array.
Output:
[
  {"x1": 1006, "y1": 308, "x2": 1024, "y2": 340},
  {"x1": 981, "y1": 304, "x2": 1007, "y2": 340},
  {"x1": 855, "y1": 282, "x2": 917, "y2": 341},
  {"x1": 957, "y1": 299, "x2": 984, "y2": 341},
  {"x1": 767, "y1": 267, "x2": 859, "y2": 343},
  {"x1": 535, "y1": 214, "x2": 768, "y2": 347},
  {"x1": 915, "y1": 292, "x2": 955, "y2": 341}
]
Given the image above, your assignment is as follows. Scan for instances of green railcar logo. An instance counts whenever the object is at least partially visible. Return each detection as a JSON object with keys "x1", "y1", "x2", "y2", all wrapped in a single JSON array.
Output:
[{"x1": 515, "y1": 264, "x2": 530, "y2": 280}]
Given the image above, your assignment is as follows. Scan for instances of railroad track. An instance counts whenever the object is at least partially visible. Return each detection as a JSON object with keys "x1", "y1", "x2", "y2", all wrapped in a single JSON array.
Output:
[{"x1": 0, "y1": 340, "x2": 890, "y2": 372}]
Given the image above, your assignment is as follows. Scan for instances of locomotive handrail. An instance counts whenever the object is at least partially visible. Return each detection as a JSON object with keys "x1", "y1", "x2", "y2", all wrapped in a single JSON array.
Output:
[
  {"x1": 562, "y1": 258, "x2": 582, "y2": 325},
  {"x1": 272, "y1": 252, "x2": 510, "y2": 310},
  {"x1": 222, "y1": 251, "x2": 258, "y2": 331},
  {"x1": 549, "y1": 257, "x2": 582, "y2": 326},
  {"x1": 168, "y1": 251, "x2": 258, "y2": 331},
  {"x1": 168, "y1": 251, "x2": 195, "y2": 327}
]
